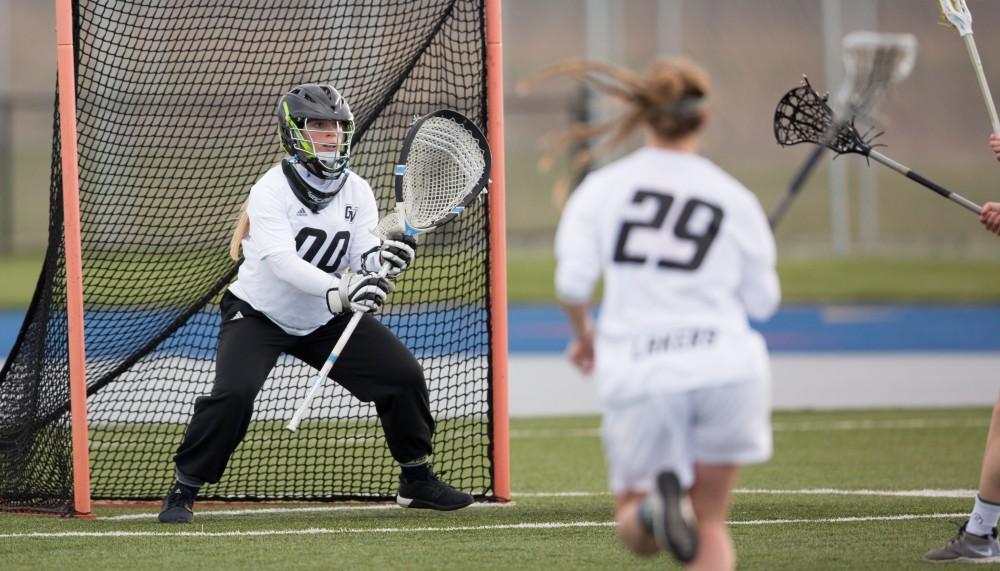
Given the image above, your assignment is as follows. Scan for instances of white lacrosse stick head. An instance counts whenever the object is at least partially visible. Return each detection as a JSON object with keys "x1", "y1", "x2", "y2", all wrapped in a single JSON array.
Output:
[
  {"x1": 834, "y1": 31, "x2": 918, "y2": 119},
  {"x1": 372, "y1": 111, "x2": 490, "y2": 241},
  {"x1": 939, "y1": 0, "x2": 974, "y2": 36},
  {"x1": 396, "y1": 115, "x2": 486, "y2": 230},
  {"x1": 371, "y1": 211, "x2": 406, "y2": 240}
]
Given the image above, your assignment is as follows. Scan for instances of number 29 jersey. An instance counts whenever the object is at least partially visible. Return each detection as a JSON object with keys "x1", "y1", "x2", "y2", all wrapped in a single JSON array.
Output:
[
  {"x1": 229, "y1": 164, "x2": 380, "y2": 336},
  {"x1": 555, "y1": 147, "x2": 780, "y2": 400}
]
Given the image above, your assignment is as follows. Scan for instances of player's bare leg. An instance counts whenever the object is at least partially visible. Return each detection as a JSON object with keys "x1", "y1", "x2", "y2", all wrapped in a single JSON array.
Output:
[
  {"x1": 976, "y1": 395, "x2": 1000, "y2": 517},
  {"x1": 615, "y1": 492, "x2": 660, "y2": 557},
  {"x1": 615, "y1": 492, "x2": 660, "y2": 556},
  {"x1": 687, "y1": 464, "x2": 739, "y2": 571},
  {"x1": 617, "y1": 471, "x2": 700, "y2": 563},
  {"x1": 925, "y1": 394, "x2": 1000, "y2": 562}
]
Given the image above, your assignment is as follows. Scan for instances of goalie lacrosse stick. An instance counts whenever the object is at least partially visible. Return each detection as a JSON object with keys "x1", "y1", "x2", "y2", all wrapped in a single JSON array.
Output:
[
  {"x1": 769, "y1": 32, "x2": 917, "y2": 228},
  {"x1": 939, "y1": 0, "x2": 1000, "y2": 133},
  {"x1": 774, "y1": 77, "x2": 981, "y2": 215},
  {"x1": 286, "y1": 110, "x2": 491, "y2": 432}
]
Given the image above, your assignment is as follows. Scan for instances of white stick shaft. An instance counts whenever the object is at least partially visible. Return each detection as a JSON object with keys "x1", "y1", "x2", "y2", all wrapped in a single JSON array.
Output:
[
  {"x1": 285, "y1": 358, "x2": 337, "y2": 432},
  {"x1": 964, "y1": 34, "x2": 1000, "y2": 133},
  {"x1": 285, "y1": 312, "x2": 364, "y2": 432},
  {"x1": 868, "y1": 151, "x2": 907, "y2": 176},
  {"x1": 286, "y1": 262, "x2": 392, "y2": 432}
]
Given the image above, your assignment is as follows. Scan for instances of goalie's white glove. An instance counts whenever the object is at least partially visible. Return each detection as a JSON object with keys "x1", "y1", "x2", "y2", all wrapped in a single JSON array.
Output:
[
  {"x1": 326, "y1": 270, "x2": 394, "y2": 314},
  {"x1": 380, "y1": 234, "x2": 417, "y2": 278}
]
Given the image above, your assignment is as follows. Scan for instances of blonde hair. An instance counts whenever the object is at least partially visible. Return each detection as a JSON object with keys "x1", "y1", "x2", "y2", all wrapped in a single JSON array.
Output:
[
  {"x1": 518, "y1": 58, "x2": 711, "y2": 204},
  {"x1": 229, "y1": 201, "x2": 250, "y2": 261}
]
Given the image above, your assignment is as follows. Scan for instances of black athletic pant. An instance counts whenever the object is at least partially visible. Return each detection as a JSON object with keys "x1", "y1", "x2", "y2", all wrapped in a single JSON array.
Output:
[{"x1": 173, "y1": 291, "x2": 434, "y2": 485}]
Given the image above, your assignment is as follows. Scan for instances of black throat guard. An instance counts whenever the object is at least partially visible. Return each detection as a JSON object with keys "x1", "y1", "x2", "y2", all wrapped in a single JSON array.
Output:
[{"x1": 281, "y1": 158, "x2": 348, "y2": 213}]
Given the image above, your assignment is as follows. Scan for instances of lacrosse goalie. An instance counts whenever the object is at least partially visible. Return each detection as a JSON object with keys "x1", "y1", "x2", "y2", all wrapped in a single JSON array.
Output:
[{"x1": 157, "y1": 83, "x2": 474, "y2": 523}]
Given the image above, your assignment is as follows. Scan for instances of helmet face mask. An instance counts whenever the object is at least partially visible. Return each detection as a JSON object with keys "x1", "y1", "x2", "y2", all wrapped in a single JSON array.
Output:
[
  {"x1": 291, "y1": 117, "x2": 354, "y2": 177},
  {"x1": 278, "y1": 84, "x2": 355, "y2": 181}
]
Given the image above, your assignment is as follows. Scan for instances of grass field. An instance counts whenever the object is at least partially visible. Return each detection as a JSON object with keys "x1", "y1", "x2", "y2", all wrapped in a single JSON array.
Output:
[
  {"x1": 0, "y1": 408, "x2": 993, "y2": 570},
  {"x1": 8, "y1": 254, "x2": 1000, "y2": 308}
]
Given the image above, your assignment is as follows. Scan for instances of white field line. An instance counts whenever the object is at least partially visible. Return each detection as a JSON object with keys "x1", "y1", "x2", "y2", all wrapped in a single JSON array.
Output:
[
  {"x1": 0, "y1": 512, "x2": 970, "y2": 539},
  {"x1": 734, "y1": 488, "x2": 977, "y2": 498},
  {"x1": 771, "y1": 418, "x2": 990, "y2": 432},
  {"x1": 103, "y1": 501, "x2": 513, "y2": 521},
  {"x1": 100, "y1": 488, "x2": 976, "y2": 521},
  {"x1": 509, "y1": 417, "x2": 989, "y2": 439},
  {"x1": 513, "y1": 488, "x2": 978, "y2": 499},
  {"x1": 728, "y1": 512, "x2": 967, "y2": 526}
]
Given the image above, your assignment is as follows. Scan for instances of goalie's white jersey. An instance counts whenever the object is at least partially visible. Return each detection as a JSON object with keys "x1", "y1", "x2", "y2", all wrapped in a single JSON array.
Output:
[
  {"x1": 229, "y1": 164, "x2": 381, "y2": 335},
  {"x1": 555, "y1": 147, "x2": 780, "y2": 403}
]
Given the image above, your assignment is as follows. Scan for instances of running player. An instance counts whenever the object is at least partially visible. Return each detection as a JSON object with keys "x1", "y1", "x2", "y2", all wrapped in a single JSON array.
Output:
[
  {"x1": 548, "y1": 59, "x2": 780, "y2": 569},
  {"x1": 157, "y1": 83, "x2": 474, "y2": 523},
  {"x1": 924, "y1": 133, "x2": 1000, "y2": 563}
]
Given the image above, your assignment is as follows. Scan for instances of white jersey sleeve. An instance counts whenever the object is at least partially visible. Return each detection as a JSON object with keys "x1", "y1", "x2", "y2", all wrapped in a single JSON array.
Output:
[
  {"x1": 733, "y1": 192, "x2": 780, "y2": 321},
  {"x1": 555, "y1": 176, "x2": 602, "y2": 304},
  {"x1": 347, "y1": 179, "x2": 382, "y2": 273}
]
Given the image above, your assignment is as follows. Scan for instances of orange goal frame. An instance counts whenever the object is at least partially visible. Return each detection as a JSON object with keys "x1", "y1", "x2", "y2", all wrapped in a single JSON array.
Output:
[
  {"x1": 486, "y1": 0, "x2": 511, "y2": 503},
  {"x1": 56, "y1": 0, "x2": 510, "y2": 516}
]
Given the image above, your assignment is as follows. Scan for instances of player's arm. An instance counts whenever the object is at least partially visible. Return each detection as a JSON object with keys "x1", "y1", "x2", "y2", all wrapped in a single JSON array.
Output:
[
  {"x1": 351, "y1": 182, "x2": 417, "y2": 277},
  {"x1": 736, "y1": 193, "x2": 781, "y2": 321},
  {"x1": 980, "y1": 136, "x2": 1000, "y2": 235},
  {"x1": 559, "y1": 301, "x2": 595, "y2": 375},
  {"x1": 555, "y1": 179, "x2": 602, "y2": 374},
  {"x1": 982, "y1": 203, "x2": 1000, "y2": 236}
]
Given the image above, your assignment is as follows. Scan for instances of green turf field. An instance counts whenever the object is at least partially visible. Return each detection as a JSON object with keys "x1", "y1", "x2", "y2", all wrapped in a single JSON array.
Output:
[
  {"x1": 0, "y1": 408, "x2": 992, "y2": 570},
  {"x1": 7, "y1": 254, "x2": 1000, "y2": 308}
]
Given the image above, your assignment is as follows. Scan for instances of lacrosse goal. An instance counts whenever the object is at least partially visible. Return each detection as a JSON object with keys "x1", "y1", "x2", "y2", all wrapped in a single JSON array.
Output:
[{"x1": 0, "y1": 0, "x2": 509, "y2": 516}]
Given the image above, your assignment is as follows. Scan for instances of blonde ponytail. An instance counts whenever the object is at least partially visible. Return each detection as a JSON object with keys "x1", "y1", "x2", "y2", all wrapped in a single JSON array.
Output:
[{"x1": 229, "y1": 201, "x2": 250, "y2": 261}]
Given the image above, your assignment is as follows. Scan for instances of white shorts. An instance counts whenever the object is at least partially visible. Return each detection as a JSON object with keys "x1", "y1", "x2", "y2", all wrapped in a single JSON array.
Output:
[{"x1": 601, "y1": 379, "x2": 772, "y2": 494}]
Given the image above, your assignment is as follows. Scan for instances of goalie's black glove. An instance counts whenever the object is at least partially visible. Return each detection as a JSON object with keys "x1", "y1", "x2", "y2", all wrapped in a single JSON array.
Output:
[
  {"x1": 326, "y1": 270, "x2": 394, "y2": 314},
  {"x1": 381, "y1": 234, "x2": 417, "y2": 278}
]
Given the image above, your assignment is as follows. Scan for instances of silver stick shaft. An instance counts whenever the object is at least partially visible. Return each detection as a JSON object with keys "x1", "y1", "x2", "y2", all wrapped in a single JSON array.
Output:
[{"x1": 869, "y1": 151, "x2": 981, "y2": 215}]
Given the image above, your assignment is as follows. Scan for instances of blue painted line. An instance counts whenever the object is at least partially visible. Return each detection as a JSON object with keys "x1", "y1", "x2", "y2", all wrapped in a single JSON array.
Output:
[
  {"x1": 507, "y1": 304, "x2": 1000, "y2": 354},
  {"x1": 2, "y1": 304, "x2": 1000, "y2": 359},
  {"x1": 0, "y1": 310, "x2": 23, "y2": 360}
]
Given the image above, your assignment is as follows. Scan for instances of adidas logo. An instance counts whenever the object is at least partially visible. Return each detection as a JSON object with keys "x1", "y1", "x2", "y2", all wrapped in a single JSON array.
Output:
[
  {"x1": 296, "y1": 208, "x2": 308, "y2": 216},
  {"x1": 230, "y1": 311, "x2": 244, "y2": 321}
]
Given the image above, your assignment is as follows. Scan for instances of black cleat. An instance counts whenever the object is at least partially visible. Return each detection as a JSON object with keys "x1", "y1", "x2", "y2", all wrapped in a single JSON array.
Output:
[
  {"x1": 650, "y1": 471, "x2": 699, "y2": 563},
  {"x1": 158, "y1": 481, "x2": 197, "y2": 524},
  {"x1": 396, "y1": 471, "x2": 474, "y2": 511}
]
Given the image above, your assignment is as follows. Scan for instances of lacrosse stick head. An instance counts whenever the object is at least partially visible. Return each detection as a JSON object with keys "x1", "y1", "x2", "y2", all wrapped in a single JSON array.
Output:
[
  {"x1": 774, "y1": 76, "x2": 875, "y2": 156},
  {"x1": 374, "y1": 110, "x2": 491, "y2": 240},
  {"x1": 835, "y1": 32, "x2": 917, "y2": 119},
  {"x1": 939, "y1": 0, "x2": 973, "y2": 36}
]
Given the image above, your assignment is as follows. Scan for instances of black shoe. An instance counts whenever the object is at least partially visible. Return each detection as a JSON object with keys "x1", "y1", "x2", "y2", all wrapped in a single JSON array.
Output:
[
  {"x1": 158, "y1": 481, "x2": 197, "y2": 523},
  {"x1": 396, "y1": 471, "x2": 474, "y2": 511},
  {"x1": 650, "y1": 471, "x2": 698, "y2": 563}
]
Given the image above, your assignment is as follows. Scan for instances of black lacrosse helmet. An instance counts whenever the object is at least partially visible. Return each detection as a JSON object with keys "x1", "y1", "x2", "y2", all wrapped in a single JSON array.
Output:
[{"x1": 277, "y1": 84, "x2": 355, "y2": 181}]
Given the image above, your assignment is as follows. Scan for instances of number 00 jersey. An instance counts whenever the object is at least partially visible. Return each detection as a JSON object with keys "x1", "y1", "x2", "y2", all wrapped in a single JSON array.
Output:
[
  {"x1": 229, "y1": 164, "x2": 381, "y2": 336},
  {"x1": 555, "y1": 147, "x2": 780, "y2": 400}
]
